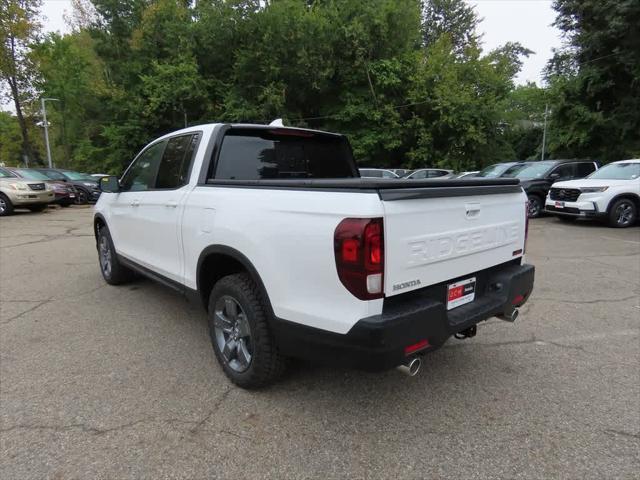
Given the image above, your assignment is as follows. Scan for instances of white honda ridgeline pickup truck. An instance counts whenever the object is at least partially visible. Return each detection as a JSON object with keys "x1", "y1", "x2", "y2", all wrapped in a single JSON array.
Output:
[{"x1": 94, "y1": 123, "x2": 535, "y2": 388}]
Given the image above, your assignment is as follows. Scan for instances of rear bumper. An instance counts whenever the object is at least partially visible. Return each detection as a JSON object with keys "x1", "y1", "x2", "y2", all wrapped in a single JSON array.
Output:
[{"x1": 272, "y1": 261, "x2": 535, "y2": 371}]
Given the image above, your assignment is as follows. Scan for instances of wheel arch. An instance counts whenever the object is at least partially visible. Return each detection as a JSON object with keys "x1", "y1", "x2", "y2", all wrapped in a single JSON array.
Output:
[
  {"x1": 606, "y1": 193, "x2": 640, "y2": 214},
  {"x1": 93, "y1": 213, "x2": 107, "y2": 249},
  {"x1": 196, "y1": 245, "x2": 274, "y2": 316}
]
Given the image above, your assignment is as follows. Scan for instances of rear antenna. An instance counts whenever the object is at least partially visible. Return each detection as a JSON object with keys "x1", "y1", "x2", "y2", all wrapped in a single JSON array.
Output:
[{"x1": 269, "y1": 118, "x2": 284, "y2": 127}]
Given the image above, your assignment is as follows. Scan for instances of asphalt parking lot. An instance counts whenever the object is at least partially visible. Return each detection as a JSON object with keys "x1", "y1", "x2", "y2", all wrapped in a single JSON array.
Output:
[{"x1": 1, "y1": 207, "x2": 639, "y2": 479}]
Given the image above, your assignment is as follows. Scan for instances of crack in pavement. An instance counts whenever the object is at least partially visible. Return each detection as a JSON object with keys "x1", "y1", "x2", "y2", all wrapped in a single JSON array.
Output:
[
  {"x1": 189, "y1": 387, "x2": 232, "y2": 434},
  {"x1": 603, "y1": 429, "x2": 640, "y2": 440},
  {"x1": 0, "y1": 392, "x2": 240, "y2": 440},
  {"x1": 0, "y1": 298, "x2": 52, "y2": 325},
  {"x1": 532, "y1": 294, "x2": 638, "y2": 305},
  {"x1": 0, "y1": 418, "x2": 153, "y2": 436}
]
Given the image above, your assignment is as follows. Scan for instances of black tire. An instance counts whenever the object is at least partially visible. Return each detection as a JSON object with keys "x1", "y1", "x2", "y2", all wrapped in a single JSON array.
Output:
[
  {"x1": 75, "y1": 188, "x2": 88, "y2": 205},
  {"x1": 608, "y1": 198, "x2": 637, "y2": 228},
  {"x1": 208, "y1": 273, "x2": 285, "y2": 389},
  {"x1": 0, "y1": 193, "x2": 14, "y2": 216},
  {"x1": 27, "y1": 204, "x2": 48, "y2": 212},
  {"x1": 97, "y1": 226, "x2": 135, "y2": 285},
  {"x1": 527, "y1": 194, "x2": 543, "y2": 218}
]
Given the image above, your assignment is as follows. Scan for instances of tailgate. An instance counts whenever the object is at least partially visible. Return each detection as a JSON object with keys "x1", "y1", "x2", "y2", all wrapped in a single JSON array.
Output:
[{"x1": 382, "y1": 187, "x2": 527, "y2": 296}]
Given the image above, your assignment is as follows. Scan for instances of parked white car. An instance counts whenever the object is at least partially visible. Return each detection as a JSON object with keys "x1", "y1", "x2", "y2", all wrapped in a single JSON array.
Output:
[
  {"x1": 94, "y1": 123, "x2": 534, "y2": 388},
  {"x1": 545, "y1": 159, "x2": 640, "y2": 227}
]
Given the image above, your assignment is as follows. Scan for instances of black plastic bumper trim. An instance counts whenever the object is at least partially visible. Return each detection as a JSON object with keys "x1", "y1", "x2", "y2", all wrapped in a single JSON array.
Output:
[{"x1": 272, "y1": 262, "x2": 535, "y2": 371}]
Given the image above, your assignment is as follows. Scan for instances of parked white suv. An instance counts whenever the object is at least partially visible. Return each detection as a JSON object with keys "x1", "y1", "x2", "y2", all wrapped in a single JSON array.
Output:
[
  {"x1": 545, "y1": 159, "x2": 640, "y2": 227},
  {"x1": 94, "y1": 123, "x2": 535, "y2": 388}
]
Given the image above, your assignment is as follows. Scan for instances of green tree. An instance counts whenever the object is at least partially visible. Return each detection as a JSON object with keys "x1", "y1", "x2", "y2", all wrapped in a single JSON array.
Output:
[
  {"x1": 0, "y1": 0, "x2": 42, "y2": 165},
  {"x1": 546, "y1": 0, "x2": 640, "y2": 161},
  {"x1": 0, "y1": 110, "x2": 22, "y2": 163}
]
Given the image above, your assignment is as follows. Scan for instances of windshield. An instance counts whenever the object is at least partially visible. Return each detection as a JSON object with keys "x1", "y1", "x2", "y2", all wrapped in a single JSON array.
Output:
[
  {"x1": 61, "y1": 170, "x2": 93, "y2": 181},
  {"x1": 477, "y1": 163, "x2": 513, "y2": 178},
  {"x1": 588, "y1": 162, "x2": 640, "y2": 180},
  {"x1": 13, "y1": 169, "x2": 50, "y2": 180},
  {"x1": 40, "y1": 170, "x2": 66, "y2": 180},
  {"x1": 0, "y1": 168, "x2": 16, "y2": 178},
  {"x1": 504, "y1": 162, "x2": 555, "y2": 179}
]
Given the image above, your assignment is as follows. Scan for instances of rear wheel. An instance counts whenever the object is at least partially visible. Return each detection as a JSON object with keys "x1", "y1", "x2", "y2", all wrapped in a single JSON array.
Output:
[
  {"x1": 608, "y1": 199, "x2": 637, "y2": 228},
  {"x1": 208, "y1": 273, "x2": 285, "y2": 388},
  {"x1": 527, "y1": 194, "x2": 543, "y2": 218},
  {"x1": 0, "y1": 194, "x2": 13, "y2": 216},
  {"x1": 97, "y1": 226, "x2": 134, "y2": 284}
]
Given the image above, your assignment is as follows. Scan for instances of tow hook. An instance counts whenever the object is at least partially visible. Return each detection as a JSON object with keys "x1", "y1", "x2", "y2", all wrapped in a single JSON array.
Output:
[{"x1": 454, "y1": 325, "x2": 477, "y2": 340}]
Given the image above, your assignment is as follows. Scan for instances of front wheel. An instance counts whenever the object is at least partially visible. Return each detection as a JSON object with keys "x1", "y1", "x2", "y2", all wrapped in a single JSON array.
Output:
[
  {"x1": 97, "y1": 226, "x2": 134, "y2": 284},
  {"x1": 608, "y1": 199, "x2": 637, "y2": 228},
  {"x1": 527, "y1": 195, "x2": 543, "y2": 218},
  {"x1": 75, "y1": 189, "x2": 88, "y2": 205},
  {"x1": 208, "y1": 273, "x2": 285, "y2": 388},
  {"x1": 0, "y1": 194, "x2": 14, "y2": 216}
]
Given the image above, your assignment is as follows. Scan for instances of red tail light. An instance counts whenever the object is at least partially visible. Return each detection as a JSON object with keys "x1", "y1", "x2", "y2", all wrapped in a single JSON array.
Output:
[
  {"x1": 334, "y1": 218, "x2": 384, "y2": 300},
  {"x1": 524, "y1": 201, "x2": 530, "y2": 253}
]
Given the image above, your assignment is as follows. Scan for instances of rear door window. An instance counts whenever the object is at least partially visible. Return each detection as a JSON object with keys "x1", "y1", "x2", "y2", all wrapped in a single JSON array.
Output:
[
  {"x1": 575, "y1": 162, "x2": 596, "y2": 177},
  {"x1": 213, "y1": 129, "x2": 355, "y2": 180},
  {"x1": 549, "y1": 163, "x2": 575, "y2": 180},
  {"x1": 155, "y1": 134, "x2": 199, "y2": 189}
]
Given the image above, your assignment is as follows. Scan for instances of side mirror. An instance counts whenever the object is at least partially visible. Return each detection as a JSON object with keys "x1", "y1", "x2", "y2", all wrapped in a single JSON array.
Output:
[
  {"x1": 549, "y1": 173, "x2": 560, "y2": 180},
  {"x1": 99, "y1": 176, "x2": 120, "y2": 193}
]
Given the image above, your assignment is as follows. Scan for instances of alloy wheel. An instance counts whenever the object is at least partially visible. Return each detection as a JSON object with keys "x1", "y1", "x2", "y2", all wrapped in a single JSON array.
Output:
[
  {"x1": 615, "y1": 202, "x2": 634, "y2": 226},
  {"x1": 76, "y1": 190, "x2": 88, "y2": 205},
  {"x1": 0, "y1": 197, "x2": 6, "y2": 214},
  {"x1": 213, "y1": 295, "x2": 253, "y2": 373},
  {"x1": 528, "y1": 197, "x2": 541, "y2": 218},
  {"x1": 99, "y1": 235, "x2": 112, "y2": 277}
]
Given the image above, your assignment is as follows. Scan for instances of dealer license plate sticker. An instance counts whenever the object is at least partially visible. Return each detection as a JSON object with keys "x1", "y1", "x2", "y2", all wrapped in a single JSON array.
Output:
[
  {"x1": 447, "y1": 277, "x2": 476, "y2": 311},
  {"x1": 555, "y1": 201, "x2": 565, "y2": 208}
]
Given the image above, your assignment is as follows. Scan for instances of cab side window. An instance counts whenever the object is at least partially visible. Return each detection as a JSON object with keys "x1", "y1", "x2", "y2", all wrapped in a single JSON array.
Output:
[
  {"x1": 549, "y1": 163, "x2": 575, "y2": 180},
  {"x1": 155, "y1": 134, "x2": 199, "y2": 189},
  {"x1": 412, "y1": 170, "x2": 427, "y2": 179},
  {"x1": 121, "y1": 141, "x2": 166, "y2": 192}
]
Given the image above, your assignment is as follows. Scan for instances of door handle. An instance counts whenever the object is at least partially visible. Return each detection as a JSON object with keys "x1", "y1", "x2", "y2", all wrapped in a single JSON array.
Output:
[
  {"x1": 130, "y1": 199, "x2": 140, "y2": 207},
  {"x1": 166, "y1": 201, "x2": 178, "y2": 208},
  {"x1": 465, "y1": 203, "x2": 481, "y2": 219}
]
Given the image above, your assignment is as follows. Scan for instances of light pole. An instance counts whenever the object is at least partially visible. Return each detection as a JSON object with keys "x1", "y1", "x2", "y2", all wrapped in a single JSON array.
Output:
[
  {"x1": 540, "y1": 103, "x2": 549, "y2": 161},
  {"x1": 41, "y1": 97, "x2": 60, "y2": 168}
]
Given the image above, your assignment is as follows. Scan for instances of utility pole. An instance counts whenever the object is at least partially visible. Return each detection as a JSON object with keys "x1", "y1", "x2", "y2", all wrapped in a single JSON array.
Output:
[
  {"x1": 540, "y1": 103, "x2": 549, "y2": 161},
  {"x1": 41, "y1": 98, "x2": 60, "y2": 168}
]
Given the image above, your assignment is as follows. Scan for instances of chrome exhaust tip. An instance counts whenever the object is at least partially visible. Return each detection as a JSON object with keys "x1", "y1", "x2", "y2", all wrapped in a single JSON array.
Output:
[
  {"x1": 498, "y1": 308, "x2": 519, "y2": 322},
  {"x1": 397, "y1": 357, "x2": 421, "y2": 376}
]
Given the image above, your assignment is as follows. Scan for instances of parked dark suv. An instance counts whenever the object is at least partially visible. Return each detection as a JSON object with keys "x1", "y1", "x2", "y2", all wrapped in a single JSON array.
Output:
[
  {"x1": 34, "y1": 168, "x2": 101, "y2": 204},
  {"x1": 502, "y1": 160, "x2": 599, "y2": 217}
]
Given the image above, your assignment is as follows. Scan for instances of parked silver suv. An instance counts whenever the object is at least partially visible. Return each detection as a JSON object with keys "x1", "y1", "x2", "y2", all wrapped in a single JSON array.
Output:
[{"x1": 0, "y1": 168, "x2": 55, "y2": 216}]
